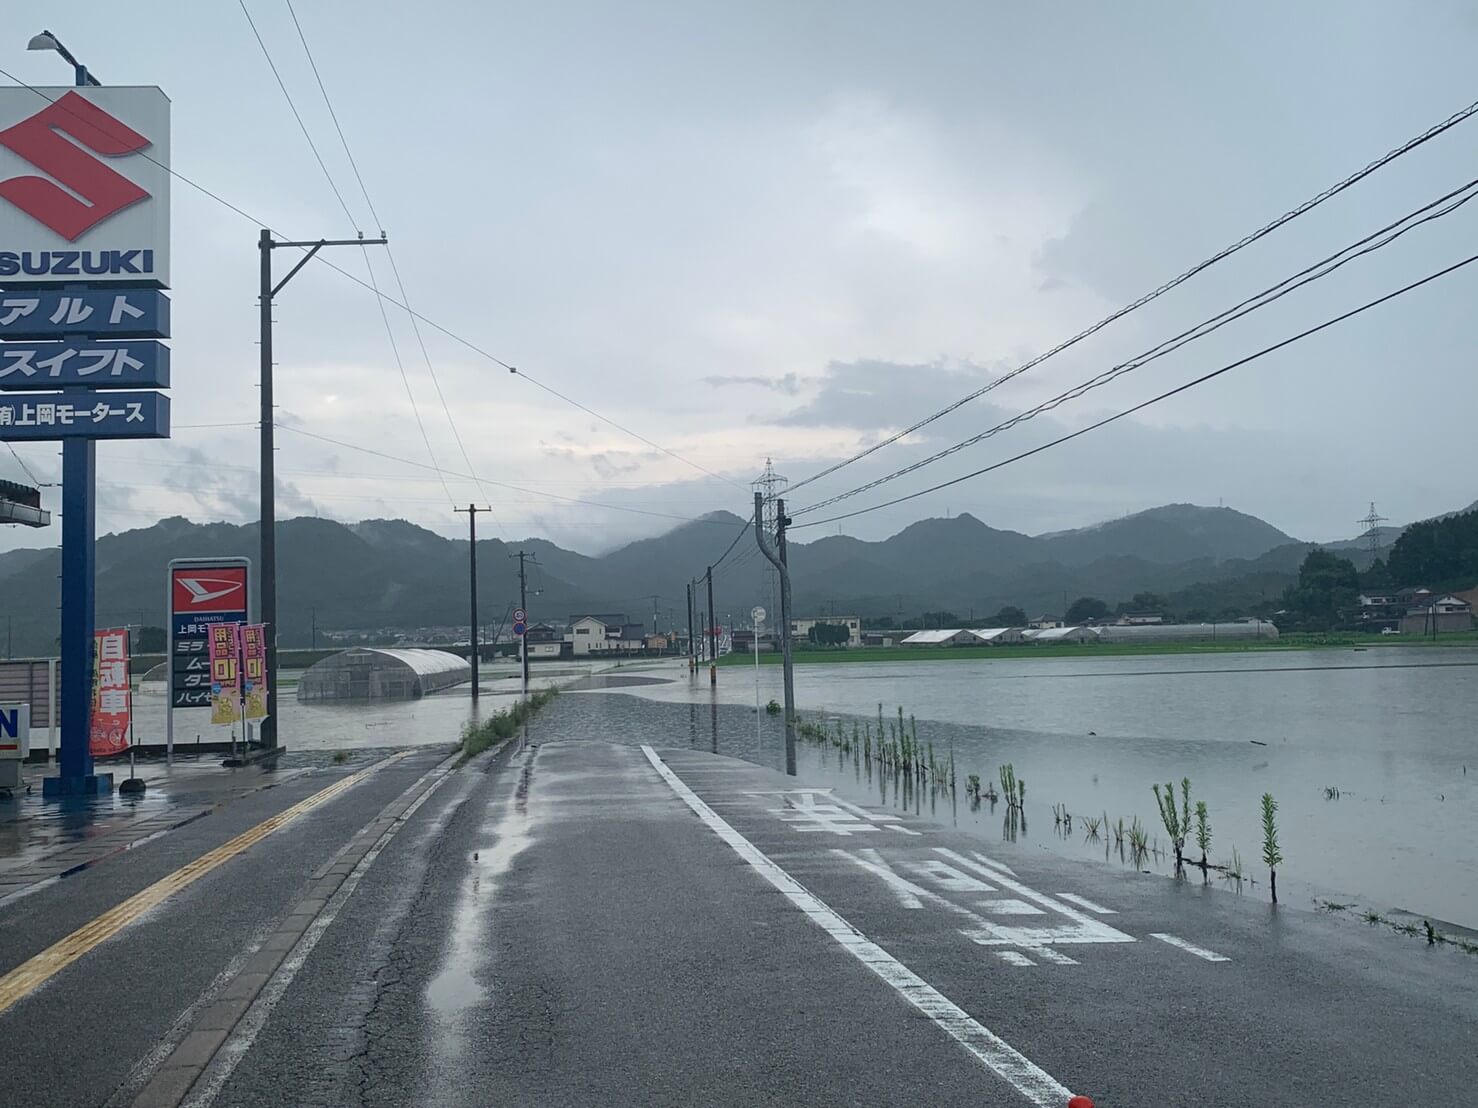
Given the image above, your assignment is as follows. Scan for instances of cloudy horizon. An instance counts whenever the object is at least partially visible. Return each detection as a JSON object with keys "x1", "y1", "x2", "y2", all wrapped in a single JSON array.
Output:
[{"x1": 4, "y1": 2, "x2": 1477, "y2": 557}]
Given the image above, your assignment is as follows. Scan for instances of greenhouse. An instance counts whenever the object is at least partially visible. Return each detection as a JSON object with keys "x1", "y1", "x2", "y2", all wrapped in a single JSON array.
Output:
[
  {"x1": 1093, "y1": 620, "x2": 1279, "y2": 644},
  {"x1": 296, "y1": 648, "x2": 471, "y2": 702}
]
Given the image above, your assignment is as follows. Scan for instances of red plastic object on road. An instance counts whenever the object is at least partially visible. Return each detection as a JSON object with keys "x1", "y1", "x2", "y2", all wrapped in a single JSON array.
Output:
[{"x1": 1067, "y1": 1097, "x2": 1094, "y2": 1108}]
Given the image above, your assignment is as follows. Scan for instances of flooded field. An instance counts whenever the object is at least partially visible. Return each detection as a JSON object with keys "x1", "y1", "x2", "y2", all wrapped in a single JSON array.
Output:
[{"x1": 575, "y1": 649, "x2": 1478, "y2": 931}]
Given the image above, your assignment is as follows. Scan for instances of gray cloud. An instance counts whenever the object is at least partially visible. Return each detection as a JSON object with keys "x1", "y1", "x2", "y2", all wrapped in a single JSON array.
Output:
[
  {"x1": 703, "y1": 374, "x2": 805, "y2": 395},
  {"x1": 777, "y1": 359, "x2": 1011, "y2": 434}
]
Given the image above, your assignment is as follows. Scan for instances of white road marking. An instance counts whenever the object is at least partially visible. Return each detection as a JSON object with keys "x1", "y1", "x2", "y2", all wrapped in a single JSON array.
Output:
[
  {"x1": 906, "y1": 859, "x2": 994, "y2": 893},
  {"x1": 1150, "y1": 932, "x2": 1230, "y2": 962},
  {"x1": 182, "y1": 754, "x2": 466, "y2": 1108},
  {"x1": 996, "y1": 951, "x2": 1035, "y2": 967},
  {"x1": 645, "y1": 747, "x2": 1075, "y2": 1107},
  {"x1": 974, "y1": 899, "x2": 1045, "y2": 916},
  {"x1": 763, "y1": 790, "x2": 919, "y2": 836},
  {"x1": 1057, "y1": 893, "x2": 1115, "y2": 915},
  {"x1": 851, "y1": 849, "x2": 923, "y2": 908}
]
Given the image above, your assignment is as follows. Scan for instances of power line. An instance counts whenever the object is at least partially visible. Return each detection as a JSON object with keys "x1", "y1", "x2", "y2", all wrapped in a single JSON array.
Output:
[
  {"x1": 237, "y1": 0, "x2": 358, "y2": 232},
  {"x1": 786, "y1": 95, "x2": 1478, "y2": 496},
  {"x1": 792, "y1": 250, "x2": 1478, "y2": 529},
  {"x1": 0, "y1": 66, "x2": 739, "y2": 495},
  {"x1": 794, "y1": 177, "x2": 1478, "y2": 518},
  {"x1": 239, "y1": 4, "x2": 455, "y2": 508},
  {"x1": 275, "y1": 424, "x2": 738, "y2": 525},
  {"x1": 283, "y1": 0, "x2": 505, "y2": 534}
]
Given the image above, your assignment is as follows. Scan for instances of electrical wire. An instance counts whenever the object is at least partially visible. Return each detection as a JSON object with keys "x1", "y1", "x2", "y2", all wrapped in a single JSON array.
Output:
[
  {"x1": 0, "y1": 66, "x2": 740, "y2": 496},
  {"x1": 275, "y1": 424, "x2": 739, "y2": 525},
  {"x1": 794, "y1": 177, "x2": 1478, "y2": 517},
  {"x1": 284, "y1": 0, "x2": 506, "y2": 532},
  {"x1": 786, "y1": 95, "x2": 1478, "y2": 497},
  {"x1": 4, "y1": 443, "x2": 49, "y2": 486},
  {"x1": 237, "y1": 0, "x2": 359, "y2": 233},
  {"x1": 791, "y1": 250, "x2": 1478, "y2": 529},
  {"x1": 239, "y1": 4, "x2": 456, "y2": 508}
]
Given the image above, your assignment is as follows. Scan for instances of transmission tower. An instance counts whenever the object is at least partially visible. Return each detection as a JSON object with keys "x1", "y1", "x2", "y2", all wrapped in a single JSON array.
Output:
[{"x1": 1357, "y1": 501, "x2": 1388, "y2": 561}]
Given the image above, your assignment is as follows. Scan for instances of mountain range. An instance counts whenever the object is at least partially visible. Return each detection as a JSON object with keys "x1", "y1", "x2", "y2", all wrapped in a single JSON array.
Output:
[{"x1": 0, "y1": 500, "x2": 1449, "y2": 654}]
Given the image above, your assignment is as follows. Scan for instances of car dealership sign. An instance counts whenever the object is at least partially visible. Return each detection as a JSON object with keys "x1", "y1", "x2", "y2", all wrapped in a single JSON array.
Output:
[{"x1": 0, "y1": 87, "x2": 170, "y2": 286}]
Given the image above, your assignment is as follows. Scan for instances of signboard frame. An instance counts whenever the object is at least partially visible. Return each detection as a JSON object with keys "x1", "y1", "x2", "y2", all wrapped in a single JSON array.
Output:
[{"x1": 166, "y1": 557, "x2": 251, "y2": 760}]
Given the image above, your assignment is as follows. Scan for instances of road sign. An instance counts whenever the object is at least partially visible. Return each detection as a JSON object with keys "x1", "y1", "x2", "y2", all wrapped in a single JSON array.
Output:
[
  {"x1": 513, "y1": 608, "x2": 526, "y2": 623},
  {"x1": 0, "y1": 288, "x2": 169, "y2": 340},
  {"x1": 0, "y1": 704, "x2": 29, "y2": 759},
  {"x1": 0, "y1": 87, "x2": 171, "y2": 286},
  {"x1": 514, "y1": 621, "x2": 527, "y2": 637},
  {"x1": 752, "y1": 606, "x2": 766, "y2": 628},
  {"x1": 0, "y1": 339, "x2": 169, "y2": 389},
  {"x1": 0, "y1": 390, "x2": 169, "y2": 439}
]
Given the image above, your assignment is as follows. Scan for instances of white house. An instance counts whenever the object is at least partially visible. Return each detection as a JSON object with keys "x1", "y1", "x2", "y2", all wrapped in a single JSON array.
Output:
[
  {"x1": 567, "y1": 615, "x2": 615, "y2": 655},
  {"x1": 790, "y1": 615, "x2": 862, "y2": 647}
]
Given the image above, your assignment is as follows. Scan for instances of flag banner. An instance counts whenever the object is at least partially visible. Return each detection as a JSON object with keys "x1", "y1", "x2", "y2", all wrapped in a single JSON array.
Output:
[
  {"x1": 242, "y1": 623, "x2": 269, "y2": 720},
  {"x1": 90, "y1": 627, "x2": 131, "y2": 755},
  {"x1": 208, "y1": 621, "x2": 242, "y2": 726}
]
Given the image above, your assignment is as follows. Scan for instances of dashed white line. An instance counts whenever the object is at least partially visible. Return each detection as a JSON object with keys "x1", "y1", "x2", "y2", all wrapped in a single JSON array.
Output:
[
  {"x1": 643, "y1": 745, "x2": 1076, "y2": 1108},
  {"x1": 1150, "y1": 932, "x2": 1230, "y2": 962},
  {"x1": 1056, "y1": 893, "x2": 1115, "y2": 915},
  {"x1": 996, "y1": 951, "x2": 1035, "y2": 967}
]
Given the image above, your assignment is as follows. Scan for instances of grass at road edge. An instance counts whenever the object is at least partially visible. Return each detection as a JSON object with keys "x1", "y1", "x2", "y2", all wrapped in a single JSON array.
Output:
[{"x1": 458, "y1": 688, "x2": 559, "y2": 764}]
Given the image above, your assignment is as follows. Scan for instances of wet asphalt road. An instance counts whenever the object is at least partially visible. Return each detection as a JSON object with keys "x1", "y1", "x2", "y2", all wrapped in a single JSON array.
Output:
[{"x1": 0, "y1": 692, "x2": 1475, "y2": 1106}]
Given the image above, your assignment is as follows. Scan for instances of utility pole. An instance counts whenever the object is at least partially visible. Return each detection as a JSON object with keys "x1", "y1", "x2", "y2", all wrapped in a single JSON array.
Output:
[
  {"x1": 686, "y1": 581, "x2": 695, "y2": 671},
  {"x1": 648, "y1": 594, "x2": 660, "y2": 643},
  {"x1": 310, "y1": 607, "x2": 317, "y2": 651},
  {"x1": 511, "y1": 550, "x2": 533, "y2": 694},
  {"x1": 456, "y1": 505, "x2": 489, "y2": 701},
  {"x1": 754, "y1": 493, "x2": 796, "y2": 775},
  {"x1": 706, "y1": 565, "x2": 717, "y2": 676},
  {"x1": 259, "y1": 229, "x2": 385, "y2": 750}
]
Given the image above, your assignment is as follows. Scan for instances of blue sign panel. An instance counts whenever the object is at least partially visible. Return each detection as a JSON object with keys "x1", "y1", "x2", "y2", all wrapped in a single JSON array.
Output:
[
  {"x1": 0, "y1": 289, "x2": 169, "y2": 340},
  {"x1": 0, "y1": 340, "x2": 169, "y2": 391},
  {"x1": 0, "y1": 390, "x2": 170, "y2": 440}
]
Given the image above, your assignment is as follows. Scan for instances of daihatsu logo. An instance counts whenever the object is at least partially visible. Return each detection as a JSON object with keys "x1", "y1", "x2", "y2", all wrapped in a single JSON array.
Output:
[
  {"x1": 0, "y1": 91, "x2": 150, "y2": 241},
  {"x1": 177, "y1": 577, "x2": 243, "y2": 606}
]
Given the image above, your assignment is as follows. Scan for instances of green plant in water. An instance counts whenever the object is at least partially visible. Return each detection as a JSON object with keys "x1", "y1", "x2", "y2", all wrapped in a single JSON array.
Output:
[
  {"x1": 1127, "y1": 816, "x2": 1149, "y2": 861},
  {"x1": 1194, "y1": 800, "x2": 1211, "y2": 869},
  {"x1": 332, "y1": 749, "x2": 349, "y2": 764},
  {"x1": 765, "y1": 699, "x2": 781, "y2": 715},
  {"x1": 999, "y1": 763, "x2": 1016, "y2": 807},
  {"x1": 1083, "y1": 814, "x2": 1103, "y2": 841},
  {"x1": 966, "y1": 773, "x2": 981, "y2": 799},
  {"x1": 1153, "y1": 777, "x2": 1190, "y2": 871},
  {"x1": 1261, "y1": 792, "x2": 1282, "y2": 904}
]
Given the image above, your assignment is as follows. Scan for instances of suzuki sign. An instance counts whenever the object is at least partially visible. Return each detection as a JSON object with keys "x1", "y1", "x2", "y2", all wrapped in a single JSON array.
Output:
[{"x1": 0, "y1": 87, "x2": 169, "y2": 286}]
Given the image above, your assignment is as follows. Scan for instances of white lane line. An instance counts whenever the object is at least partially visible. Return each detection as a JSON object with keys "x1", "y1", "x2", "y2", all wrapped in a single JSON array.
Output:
[
  {"x1": 642, "y1": 746, "x2": 1076, "y2": 1108},
  {"x1": 996, "y1": 951, "x2": 1035, "y2": 967},
  {"x1": 1150, "y1": 932, "x2": 1230, "y2": 962},
  {"x1": 1056, "y1": 893, "x2": 1115, "y2": 915},
  {"x1": 851, "y1": 849, "x2": 923, "y2": 908},
  {"x1": 181, "y1": 754, "x2": 467, "y2": 1108}
]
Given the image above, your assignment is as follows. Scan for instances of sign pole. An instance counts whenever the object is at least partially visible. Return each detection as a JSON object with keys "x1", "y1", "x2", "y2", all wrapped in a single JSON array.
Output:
[{"x1": 53, "y1": 435, "x2": 103, "y2": 793}]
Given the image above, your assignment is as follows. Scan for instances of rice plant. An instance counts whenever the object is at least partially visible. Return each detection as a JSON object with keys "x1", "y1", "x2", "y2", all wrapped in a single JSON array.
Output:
[
  {"x1": 1194, "y1": 800, "x2": 1212, "y2": 870},
  {"x1": 1083, "y1": 814, "x2": 1103, "y2": 842},
  {"x1": 1127, "y1": 816, "x2": 1149, "y2": 863},
  {"x1": 1261, "y1": 792, "x2": 1282, "y2": 904},
  {"x1": 1153, "y1": 777, "x2": 1192, "y2": 872}
]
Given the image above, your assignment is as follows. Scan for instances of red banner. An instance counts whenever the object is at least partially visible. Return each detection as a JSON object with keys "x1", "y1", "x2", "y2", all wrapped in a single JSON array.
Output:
[{"x1": 90, "y1": 627, "x2": 131, "y2": 755}]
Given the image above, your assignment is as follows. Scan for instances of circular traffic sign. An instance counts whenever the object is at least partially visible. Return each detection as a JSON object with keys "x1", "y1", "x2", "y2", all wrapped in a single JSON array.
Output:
[
  {"x1": 513, "y1": 608, "x2": 527, "y2": 623},
  {"x1": 513, "y1": 621, "x2": 527, "y2": 636},
  {"x1": 751, "y1": 606, "x2": 766, "y2": 627}
]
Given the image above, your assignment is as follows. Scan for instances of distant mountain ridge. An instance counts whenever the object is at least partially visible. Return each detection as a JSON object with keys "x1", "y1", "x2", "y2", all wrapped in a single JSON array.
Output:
[{"x1": 0, "y1": 499, "x2": 1464, "y2": 653}]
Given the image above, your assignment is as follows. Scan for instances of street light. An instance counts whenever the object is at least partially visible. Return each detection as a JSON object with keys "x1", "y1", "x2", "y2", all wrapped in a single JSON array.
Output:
[{"x1": 27, "y1": 29, "x2": 101, "y2": 86}]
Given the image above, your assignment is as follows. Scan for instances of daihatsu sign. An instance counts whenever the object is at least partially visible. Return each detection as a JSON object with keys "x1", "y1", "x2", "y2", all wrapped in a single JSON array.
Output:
[{"x1": 0, "y1": 87, "x2": 170, "y2": 286}]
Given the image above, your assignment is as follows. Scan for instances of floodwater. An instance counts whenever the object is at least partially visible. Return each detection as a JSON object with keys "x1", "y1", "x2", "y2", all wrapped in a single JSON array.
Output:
[
  {"x1": 125, "y1": 660, "x2": 576, "y2": 754},
  {"x1": 593, "y1": 649, "x2": 1478, "y2": 931}
]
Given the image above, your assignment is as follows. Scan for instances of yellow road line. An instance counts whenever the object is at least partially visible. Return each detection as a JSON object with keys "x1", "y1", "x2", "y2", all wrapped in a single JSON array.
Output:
[{"x1": 0, "y1": 751, "x2": 411, "y2": 1016}]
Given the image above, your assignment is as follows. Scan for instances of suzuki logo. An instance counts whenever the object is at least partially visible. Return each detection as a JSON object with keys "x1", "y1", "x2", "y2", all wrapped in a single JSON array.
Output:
[
  {"x1": 178, "y1": 577, "x2": 244, "y2": 606},
  {"x1": 0, "y1": 92, "x2": 151, "y2": 241}
]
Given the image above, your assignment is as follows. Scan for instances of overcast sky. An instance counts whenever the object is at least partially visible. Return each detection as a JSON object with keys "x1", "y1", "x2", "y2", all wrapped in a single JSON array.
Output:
[{"x1": 3, "y1": 1, "x2": 1477, "y2": 555}]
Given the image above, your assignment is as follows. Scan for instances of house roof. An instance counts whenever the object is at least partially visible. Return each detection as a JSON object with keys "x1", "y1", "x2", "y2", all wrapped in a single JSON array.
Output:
[
  {"x1": 900, "y1": 629, "x2": 968, "y2": 644},
  {"x1": 967, "y1": 627, "x2": 1017, "y2": 641}
]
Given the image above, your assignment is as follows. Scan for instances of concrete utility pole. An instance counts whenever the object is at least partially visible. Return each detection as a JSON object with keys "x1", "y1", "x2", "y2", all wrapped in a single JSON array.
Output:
[
  {"x1": 686, "y1": 581, "x2": 695, "y2": 671},
  {"x1": 706, "y1": 565, "x2": 717, "y2": 679},
  {"x1": 455, "y1": 506, "x2": 489, "y2": 701},
  {"x1": 259, "y1": 229, "x2": 385, "y2": 750},
  {"x1": 511, "y1": 550, "x2": 533, "y2": 694},
  {"x1": 754, "y1": 492, "x2": 796, "y2": 775}
]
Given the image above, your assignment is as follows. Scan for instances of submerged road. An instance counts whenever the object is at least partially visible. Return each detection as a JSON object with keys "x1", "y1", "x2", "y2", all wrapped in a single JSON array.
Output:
[{"x1": 0, "y1": 717, "x2": 1474, "y2": 1106}]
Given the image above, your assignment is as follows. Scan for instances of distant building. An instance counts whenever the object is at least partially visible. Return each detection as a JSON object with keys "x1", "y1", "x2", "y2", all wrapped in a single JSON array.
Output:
[
  {"x1": 1028, "y1": 615, "x2": 1063, "y2": 630},
  {"x1": 966, "y1": 627, "x2": 1025, "y2": 645},
  {"x1": 790, "y1": 616, "x2": 862, "y2": 647},
  {"x1": 900, "y1": 629, "x2": 975, "y2": 646},
  {"x1": 1095, "y1": 621, "x2": 1279, "y2": 644},
  {"x1": 1033, "y1": 626, "x2": 1100, "y2": 644},
  {"x1": 1117, "y1": 612, "x2": 1164, "y2": 625},
  {"x1": 1399, "y1": 595, "x2": 1474, "y2": 636}
]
